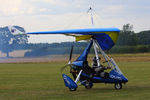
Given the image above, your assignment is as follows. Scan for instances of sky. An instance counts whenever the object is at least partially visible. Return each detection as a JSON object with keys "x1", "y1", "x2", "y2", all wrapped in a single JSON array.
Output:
[{"x1": 0, "y1": 0, "x2": 150, "y2": 43}]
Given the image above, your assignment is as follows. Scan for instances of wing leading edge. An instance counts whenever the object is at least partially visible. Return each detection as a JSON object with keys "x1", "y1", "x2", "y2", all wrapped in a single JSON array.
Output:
[{"x1": 27, "y1": 28, "x2": 120, "y2": 35}]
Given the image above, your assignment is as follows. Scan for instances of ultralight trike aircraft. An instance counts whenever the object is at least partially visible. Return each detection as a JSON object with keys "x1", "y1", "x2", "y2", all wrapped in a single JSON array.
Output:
[{"x1": 9, "y1": 26, "x2": 128, "y2": 91}]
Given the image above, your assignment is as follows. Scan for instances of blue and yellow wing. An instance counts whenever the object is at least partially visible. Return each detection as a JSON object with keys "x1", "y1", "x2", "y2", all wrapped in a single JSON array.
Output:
[{"x1": 27, "y1": 28, "x2": 120, "y2": 50}]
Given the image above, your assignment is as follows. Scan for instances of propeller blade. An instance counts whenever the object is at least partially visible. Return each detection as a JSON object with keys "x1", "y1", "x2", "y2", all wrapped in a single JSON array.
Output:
[
  {"x1": 60, "y1": 64, "x2": 72, "y2": 72},
  {"x1": 61, "y1": 45, "x2": 74, "y2": 72},
  {"x1": 68, "y1": 45, "x2": 74, "y2": 64}
]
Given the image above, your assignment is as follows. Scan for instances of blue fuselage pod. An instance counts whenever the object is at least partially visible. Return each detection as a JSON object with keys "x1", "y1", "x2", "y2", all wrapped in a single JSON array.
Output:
[
  {"x1": 62, "y1": 74, "x2": 78, "y2": 89},
  {"x1": 81, "y1": 69, "x2": 128, "y2": 83}
]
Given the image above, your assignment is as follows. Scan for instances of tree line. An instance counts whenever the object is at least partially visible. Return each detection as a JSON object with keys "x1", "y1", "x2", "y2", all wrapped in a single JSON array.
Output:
[{"x1": 110, "y1": 24, "x2": 150, "y2": 53}]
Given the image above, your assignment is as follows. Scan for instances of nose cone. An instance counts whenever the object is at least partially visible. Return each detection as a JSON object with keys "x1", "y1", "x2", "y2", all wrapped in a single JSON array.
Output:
[{"x1": 109, "y1": 69, "x2": 128, "y2": 83}]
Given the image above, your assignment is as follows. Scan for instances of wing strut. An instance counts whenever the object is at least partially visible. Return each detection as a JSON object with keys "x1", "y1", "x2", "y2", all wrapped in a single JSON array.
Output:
[
  {"x1": 93, "y1": 39, "x2": 101, "y2": 66},
  {"x1": 95, "y1": 40, "x2": 123, "y2": 74}
]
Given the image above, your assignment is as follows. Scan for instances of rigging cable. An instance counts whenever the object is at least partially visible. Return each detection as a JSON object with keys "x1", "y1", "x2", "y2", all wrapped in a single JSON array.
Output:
[{"x1": 63, "y1": 12, "x2": 88, "y2": 29}]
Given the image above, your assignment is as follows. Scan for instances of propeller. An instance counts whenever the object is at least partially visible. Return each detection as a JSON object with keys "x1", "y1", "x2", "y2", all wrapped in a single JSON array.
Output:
[
  {"x1": 68, "y1": 45, "x2": 74, "y2": 64},
  {"x1": 61, "y1": 45, "x2": 74, "y2": 72},
  {"x1": 60, "y1": 64, "x2": 71, "y2": 72}
]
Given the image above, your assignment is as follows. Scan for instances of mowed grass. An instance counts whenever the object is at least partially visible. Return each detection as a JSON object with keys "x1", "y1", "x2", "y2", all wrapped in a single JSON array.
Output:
[{"x1": 0, "y1": 60, "x2": 150, "y2": 99}]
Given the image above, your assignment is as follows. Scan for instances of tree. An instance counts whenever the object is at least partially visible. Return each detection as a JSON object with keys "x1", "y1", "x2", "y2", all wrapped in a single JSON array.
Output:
[
  {"x1": 137, "y1": 30, "x2": 150, "y2": 45},
  {"x1": 0, "y1": 26, "x2": 28, "y2": 57},
  {"x1": 116, "y1": 24, "x2": 138, "y2": 46}
]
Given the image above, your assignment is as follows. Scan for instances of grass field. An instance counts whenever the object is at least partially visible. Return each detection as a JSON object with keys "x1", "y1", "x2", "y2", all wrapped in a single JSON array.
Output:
[{"x1": 0, "y1": 54, "x2": 150, "y2": 100}]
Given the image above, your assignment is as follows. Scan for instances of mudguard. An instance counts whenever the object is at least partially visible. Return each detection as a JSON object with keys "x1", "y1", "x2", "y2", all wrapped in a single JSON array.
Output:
[{"x1": 62, "y1": 74, "x2": 78, "y2": 89}]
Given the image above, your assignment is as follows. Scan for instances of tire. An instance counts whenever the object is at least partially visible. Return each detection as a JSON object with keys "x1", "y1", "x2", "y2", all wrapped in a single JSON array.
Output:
[
  {"x1": 85, "y1": 85, "x2": 92, "y2": 89},
  {"x1": 85, "y1": 82, "x2": 93, "y2": 89},
  {"x1": 114, "y1": 83, "x2": 122, "y2": 90},
  {"x1": 69, "y1": 88, "x2": 77, "y2": 91}
]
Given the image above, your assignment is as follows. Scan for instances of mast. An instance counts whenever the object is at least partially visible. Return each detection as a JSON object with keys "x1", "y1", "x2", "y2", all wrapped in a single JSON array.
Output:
[{"x1": 87, "y1": 7, "x2": 94, "y2": 27}]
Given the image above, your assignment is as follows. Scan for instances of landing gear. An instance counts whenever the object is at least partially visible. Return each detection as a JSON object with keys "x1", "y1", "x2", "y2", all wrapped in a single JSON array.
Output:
[
  {"x1": 84, "y1": 81, "x2": 93, "y2": 89},
  {"x1": 114, "y1": 83, "x2": 122, "y2": 90},
  {"x1": 85, "y1": 84, "x2": 93, "y2": 89},
  {"x1": 69, "y1": 88, "x2": 77, "y2": 91}
]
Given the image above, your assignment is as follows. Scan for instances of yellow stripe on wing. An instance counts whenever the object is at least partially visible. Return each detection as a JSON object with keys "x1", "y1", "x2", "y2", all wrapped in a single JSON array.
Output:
[
  {"x1": 90, "y1": 32, "x2": 119, "y2": 43},
  {"x1": 75, "y1": 35, "x2": 92, "y2": 41},
  {"x1": 105, "y1": 32, "x2": 119, "y2": 43},
  {"x1": 65, "y1": 31, "x2": 119, "y2": 43}
]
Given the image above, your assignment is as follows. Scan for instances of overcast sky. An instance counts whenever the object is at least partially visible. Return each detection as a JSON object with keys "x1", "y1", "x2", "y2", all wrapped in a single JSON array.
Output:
[{"x1": 0, "y1": 0, "x2": 150, "y2": 43}]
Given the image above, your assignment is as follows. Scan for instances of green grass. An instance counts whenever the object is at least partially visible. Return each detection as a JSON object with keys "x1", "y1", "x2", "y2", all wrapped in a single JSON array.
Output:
[{"x1": 0, "y1": 61, "x2": 150, "y2": 100}]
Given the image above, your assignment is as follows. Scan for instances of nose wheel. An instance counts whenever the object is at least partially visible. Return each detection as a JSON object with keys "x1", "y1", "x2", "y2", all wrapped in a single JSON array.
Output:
[
  {"x1": 85, "y1": 82, "x2": 93, "y2": 89},
  {"x1": 69, "y1": 88, "x2": 77, "y2": 91},
  {"x1": 114, "y1": 83, "x2": 122, "y2": 90}
]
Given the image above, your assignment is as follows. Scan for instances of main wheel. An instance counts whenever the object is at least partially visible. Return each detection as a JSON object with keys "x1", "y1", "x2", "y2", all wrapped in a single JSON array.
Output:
[
  {"x1": 85, "y1": 85, "x2": 92, "y2": 89},
  {"x1": 69, "y1": 88, "x2": 77, "y2": 91},
  {"x1": 85, "y1": 82, "x2": 93, "y2": 89},
  {"x1": 114, "y1": 83, "x2": 122, "y2": 90}
]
